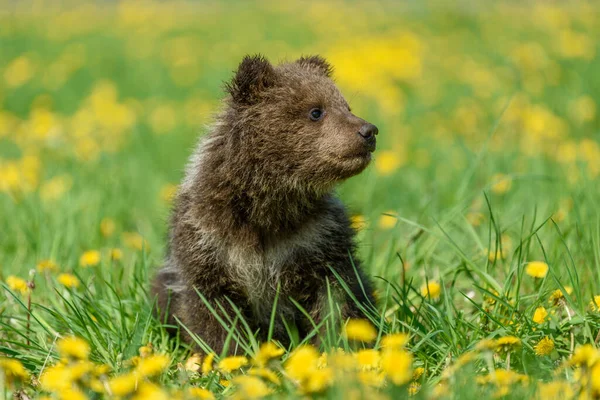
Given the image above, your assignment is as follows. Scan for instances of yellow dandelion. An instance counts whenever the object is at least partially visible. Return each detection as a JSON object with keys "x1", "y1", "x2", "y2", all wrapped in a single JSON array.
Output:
[
  {"x1": 466, "y1": 212, "x2": 484, "y2": 226},
  {"x1": 58, "y1": 273, "x2": 80, "y2": 288},
  {"x1": 344, "y1": 319, "x2": 377, "y2": 342},
  {"x1": 534, "y1": 337, "x2": 555, "y2": 356},
  {"x1": 381, "y1": 333, "x2": 409, "y2": 349},
  {"x1": 532, "y1": 306, "x2": 549, "y2": 324},
  {"x1": 57, "y1": 336, "x2": 90, "y2": 360},
  {"x1": 185, "y1": 353, "x2": 202, "y2": 372},
  {"x1": 355, "y1": 349, "x2": 380, "y2": 370},
  {"x1": 132, "y1": 382, "x2": 168, "y2": 400},
  {"x1": 0, "y1": 357, "x2": 28, "y2": 382},
  {"x1": 4, "y1": 56, "x2": 34, "y2": 88},
  {"x1": 538, "y1": 381, "x2": 574, "y2": 400},
  {"x1": 412, "y1": 366, "x2": 425, "y2": 381},
  {"x1": 108, "y1": 373, "x2": 138, "y2": 396},
  {"x1": 188, "y1": 387, "x2": 215, "y2": 399},
  {"x1": 304, "y1": 367, "x2": 333, "y2": 393},
  {"x1": 160, "y1": 183, "x2": 178, "y2": 203},
  {"x1": 40, "y1": 364, "x2": 71, "y2": 392},
  {"x1": 495, "y1": 336, "x2": 521, "y2": 353},
  {"x1": 490, "y1": 173, "x2": 512, "y2": 194},
  {"x1": 358, "y1": 370, "x2": 385, "y2": 387},
  {"x1": 232, "y1": 375, "x2": 273, "y2": 398},
  {"x1": 57, "y1": 389, "x2": 87, "y2": 400},
  {"x1": 79, "y1": 250, "x2": 101, "y2": 267},
  {"x1": 525, "y1": 261, "x2": 548, "y2": 278},
  {"x1": 135, "y1": 354, "x2": 169, "y2": 377},
  {"x1": 109, "y1": 248, "x2": 123, "y2": 261},
  {"x1": 381, "y1": 349, "x2": 413, "y2": 386},
  {"x1": 569, "y1": 344, "x2": 600, "y2": 368},
  {"x1": 202, "y1": 352, "x2": 215, "y2": 375},
  {"x1": 378, "y1": 212, "x2": 397, "y2": 230},
  {"x1": 100, "y1": 218, "x2": 116, "y2": 237},
  {"x1": 590, "y1": 295, "x2": 600, "y2": 311},
  {"x1": 217, "y1": 356, "x2": 248, "y2": 373},
  {"x1": 420, "y1": 281, "x2": 441, "y2": 300},
  {"x1": 254, "y1": 341, "x2": 284, "y2": 367},
  {"x1": 37, "y1": 259, "x2": 58, "y2": 272},
  {"x1": 122, "y1": 232, "x2": 149, "y2": 251},
  {"x1": 350, "y1": 214, "x2": 367, "y2": 231},
  {"x1": 248, "y1": 367, "x2": 281, "y2": 385},
  {"x1": 285, "y1": 345, "x2": 319, "y2": 382},
  {"x1": 549, "y1": 286, "x2": 573, "y2": 305},
  {"x1": 408, "y1": 381, "x2": 421, "y2": 395},
  {"x1": 139, "y1": 344, "x2": 153, "y2": 358},
  {"x1": 375, "y1": 150, "x2": 403, "y2": 176},
  {"x1": 5, "y1": 275, "x2": 28, "y2": 295}
]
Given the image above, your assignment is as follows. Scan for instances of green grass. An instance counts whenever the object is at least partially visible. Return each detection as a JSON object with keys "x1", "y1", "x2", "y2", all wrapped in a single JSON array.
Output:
[{"x1": 1, "y1": 1, "x2": 600, "y2": 399}]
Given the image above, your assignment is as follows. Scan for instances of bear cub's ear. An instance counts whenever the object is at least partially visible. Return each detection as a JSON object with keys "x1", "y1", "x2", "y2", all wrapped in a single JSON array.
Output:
[
  {"x1": 226, "y1": 54, "x2": 277, "y2": 105},
  {"x1": 296, "y1": 55, "x2": 333, "y2": 77}
]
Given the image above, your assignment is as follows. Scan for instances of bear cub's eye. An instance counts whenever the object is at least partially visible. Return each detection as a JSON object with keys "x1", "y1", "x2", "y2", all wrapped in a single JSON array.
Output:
[{"x1": 309, "y1": 108, "x2": 324, "y2": 121}]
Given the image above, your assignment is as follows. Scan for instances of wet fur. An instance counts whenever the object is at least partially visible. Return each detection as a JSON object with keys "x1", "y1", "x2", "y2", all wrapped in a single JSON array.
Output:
[{"x1": 152, "y1": 54, "x2": 377, "y2": 353}]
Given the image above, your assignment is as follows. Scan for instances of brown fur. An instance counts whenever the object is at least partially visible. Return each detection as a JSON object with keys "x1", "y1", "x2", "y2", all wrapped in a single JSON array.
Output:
[{"x1": 152, "y1": 54, "x2": 378, "y2": 353}]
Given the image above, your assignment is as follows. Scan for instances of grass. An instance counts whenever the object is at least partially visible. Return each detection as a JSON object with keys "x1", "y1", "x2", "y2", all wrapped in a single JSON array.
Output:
[{"x1": 1, "y1": 0, "x2": 600, "y2": 399}]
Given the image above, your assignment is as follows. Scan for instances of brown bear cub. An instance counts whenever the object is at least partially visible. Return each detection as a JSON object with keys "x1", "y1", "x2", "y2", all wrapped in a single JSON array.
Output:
[{"x1": 152, "y1": 54, "x2": 378, "y2": 353}]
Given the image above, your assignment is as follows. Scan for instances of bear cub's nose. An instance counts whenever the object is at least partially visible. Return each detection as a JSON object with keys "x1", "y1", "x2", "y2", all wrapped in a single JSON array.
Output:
[{"x1": 358, "y1": 123, "x2": 378, "y2": 152}]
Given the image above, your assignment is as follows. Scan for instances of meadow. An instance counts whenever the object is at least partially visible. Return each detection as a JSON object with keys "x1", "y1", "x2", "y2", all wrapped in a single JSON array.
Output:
[{"x1": 1, "y1": 1, "x2": 600, "y2": 399}]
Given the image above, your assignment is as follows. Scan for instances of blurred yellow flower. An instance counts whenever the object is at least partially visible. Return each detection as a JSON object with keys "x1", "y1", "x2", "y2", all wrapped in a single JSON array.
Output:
[
  {"x1": 202, "y1": 352, "x2": 215, "y2": 375},
  {"x1": 533, "y1": 306, "x2": 549, "y2": 324},
  {"x1": 217, "y1": 356, "x2": 248, "y2": 373},
  {"x1": 100, "y1": 218, "x2": 116, "y2": 237},
  {"x1": 40, "y1": 174, "x2": 72, "y2": 202},
  {"x1": 381, "y1": 349, "x2": 413, "y2": 385},
  {"x1": 58, "y1": 273, "x2": 80, "y2": 288},
  {"x1": 37, "y1": 259, "x2": 58, "y2": 272},
  {"x1": 285, "y1": 345, "x2": 319, "y2": 382},
  {"x1": 185, "y1": 353, "x2": 202, "y2": 372},
  {"x1": 538, "y1": 381, "x2": 574, "y2": 400},
  {"x1": 381, "y1": 333, "x2": 409, "y2": 349},
  {"x1": 160, "y1": 183, "x2": 178, "y2": 203},
  {"x1": 188, "y1": 387, "x2": 215, "y2": 399},
  {"x1": 491, "y1": 174, "x2": 512, "y2": 194},
  {"x1": 534, "y1": 337, "x2": 554, "y2": 356},
  {"x1": 420, "y1": 281, "x2": 441, "y2": 300},
  {"x1": 0, "y1": 357, "x2": 28, "y2": 382},
  {"x1": 590, "y1": 295, "x2": 600, "y2": 312},
  {"x1": 4, "y1": 56, "x2": 35, "y2": 87},
  {"x1": 350, "y1": 214, "x2": 367, "y2": 231},
  {"x1": 122, "y1": 232, "x2": 149, "y2": 251},
  {"x1": 254, "y1": 341, "x2": 284, "y2": 367},
  {"x1": 526, "y1": 261, "x2": 548, "y2": 278},
  {"x1": 549, "y1": 286, "x2": 573, "y2": 305},
  {"x1": 495, "y1": 336, "x2": 521, "y2": 353},
  {"x1": 149, "y1": 104, "x2": 177, "y2": 134},
  {"x1": 108, "y1": 372, "x2": 138, "y2": 396},
  {"x1": 568, "y1": 96, "x2": 596, "y2": 125},
  {"x1": 6, "y1": 275, "x2": 28, "y2": 295},
  {"x1": 135, "y1": 354, "x2": 169, "y2": 377},
  {"x1": 304, "y1": 367, "x2": 333, "y2": 393},
  {"x1": 139, "y1": 344, "x2": 153, "y2": 358},
  {"x1": 358, "y1": 370, "x2": 385, "y2": 387},
  {"x1": 40, "y1": 364, "x2": 71, "y2": 392},
  {"x1": 569, "y1": 344, "x2": 600, "y2": 368},
  {"x1": 375, "y1": 150, "x2": 403, "y2": 176},
  {"x1": 232, "y1": 375, "x2": 273, "y2": 398},
  {"x1": 378, "y1": 212, "x2": 397, "y2": 230},
  {"x1": 344, "y1": 319, "x2": 377, "y2": 342},
  {"x1": 58, "y1": 336, "x2": 90, "y2": 360},
  {"x1": 355, "y1": 349, "x2": 380, "y2": 370},
  {"x1": 132, "y1": 382, "x2": 168, "y2": 400},
  {"x1": 109, "y1": 248, "x2": 123, "y2": 261},
  {"x1": 80, "y1": 250, "x2": 101, "y2": 267},
  {"x1": 248, "y1": 367, "x2": 281, "y2": 385}
]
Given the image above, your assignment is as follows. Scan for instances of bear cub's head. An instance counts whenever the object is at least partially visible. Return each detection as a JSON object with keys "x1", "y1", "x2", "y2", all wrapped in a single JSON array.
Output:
[{"x1": 223, "y1": 54, "x2": 378, "y2": 191}]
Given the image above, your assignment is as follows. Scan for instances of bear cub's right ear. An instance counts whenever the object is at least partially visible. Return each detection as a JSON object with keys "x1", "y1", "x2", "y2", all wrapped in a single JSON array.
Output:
[{"x1": 226, "y1": 54, "x2": 277, "y2": 105}]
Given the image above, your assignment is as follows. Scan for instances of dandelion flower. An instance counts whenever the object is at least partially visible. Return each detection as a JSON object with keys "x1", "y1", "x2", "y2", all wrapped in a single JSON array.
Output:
[
  {"x1": 569, "y1": 344, "x2": 600, "y2": 367},
  {"x1": 185, "y1": 353, "x2": 202, "y2": 372},
  {"x1": 526, "y1": 261, "x2": 548, "y2": 278},
  {"x1": 135, "y1": 354, "x2": 169, "y2": 377},
  {"x1": 202, "y1": 352, "x2": 215, "y2": 375},
  {"x1": 378, "y1": 213, "x2": 397, "y2": 230},
  {"x1": 0, "y1": 357, "x2": 28, "y2": 382},
  {"x1": 109, "y1": 248, "x2": 123, "y2": 261},
  {"x1": 57, "y1": 336, "x2": 90, "y2": 360},
  {"x1": 40, "y1": 364, "x2": 72, "y2": 392},
  {"x1": 532, "y1": 306, "x2": 549, "y2": 324},
  {"x1": 5, "y1": 276, "x2": 28, "y2": 295},
  {"x1": 538, "y1": 381, "x2": 574, "y2": 399},
  {"x1": 381, "y1": 333, "x2": 409, "y2": 349},
  {"x1": 217, "y1": 356, "x2": 248, "y2": 373},
  {"x1": 409, "y1": 381, "x2": 421, "y2": 395},
  {"x1": 79, "y1": 250, "x2": 101, "y2": 267},
  {"x1": 304, "y1": 367, "x2": 333, "y2": 393},
  {"x1": 358, "y1": 370, "x2": 385, "y2": 387},
  {"x1": 420, "y1": 281, "x2": 441, "y2": 300},
  {"x1": 495, "y1": 336, "x2": 521, "y2": 353},
  {"x1": 350, "y1": 214, "x2": 367, "y2": 231},
  {"x1": 100, "y1": 218, "x2": 116, "y2": 237},
  {"x1": 534, "y1": 337, "x2": 555, "y2": 356},
  {"x1": 491, "y1": 174, "x2": 512, "y2": 194},
  {"x1": 122, "y1": 232, "x2": 149, "y2": 251},
  {"x1": 381, "y1": 349, "x2": 413, "y2": 385},
  {"x1": 375, "y1": 150, "x2": 403, "y2": 175},
  {"x1": 254, "y1": 341, "x2": 284, "y2": 367},
  {"x1": 58, "y1": 273, "x2": 80, "y2": 288},
  {"x1": 590, "y1": 295, "x2": 600, "y2": 311},
  {"x1": 248, "y1": 367, "x2": 281, "y2": 385},
  {"x1": 37, "y1": 259, "x2": 58, "y2": 272},
  {"x1": 355, "y1": 349, "x2": 380, "y2": 370},
  {"x1": 344, "y1": 319, "x2": 377, "y2": 342},
  {"x1": 132, "y1": 382, "x2": 168, "y2": 400},
  {"x1": 232, "y1": 375, "x2": 273, "y2": 398},
  {"x1": 549, "y1": 286, "x2": 573, "y2": 305},
  {"x1": 108, "y1": 373, "x2": 138, "y2": 396},
  {"x1": 285, "y1": 345, "x2": 319, "y2": 382},
  {"x1": 188, "y1": 387, "x2": 215, "y2": 399},
  {"x1": 412, "y1": 366, "x2": 425, "y2": 381}
]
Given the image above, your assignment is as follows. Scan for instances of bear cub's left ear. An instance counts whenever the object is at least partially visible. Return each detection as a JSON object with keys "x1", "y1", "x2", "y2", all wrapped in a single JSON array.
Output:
[
  {"x1": 296, "y1": 55, "x2": 333, "y2": 77},
  {"x1": 226, "y1": 54, "x2": 277, "y2": 105}
]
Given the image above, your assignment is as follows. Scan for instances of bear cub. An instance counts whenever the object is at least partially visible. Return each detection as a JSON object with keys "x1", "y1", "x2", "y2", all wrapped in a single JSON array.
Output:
[{"x1": 152, "y1": 54, "x2": 378, "y2": 353}]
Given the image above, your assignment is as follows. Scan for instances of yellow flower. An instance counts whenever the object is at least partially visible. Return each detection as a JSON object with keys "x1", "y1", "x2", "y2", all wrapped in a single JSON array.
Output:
[
  {"x1": 122, "y1": 232, "x2": 149, "y2": 251},
  {"x1": 100, "y1": 218, "x2": 116, "y2": 237},
  {"x1": 232, "y1": 375, "x2": 273, "y2": 398},
  {"x1": 569, "y1": 344, "x2": 600, "y2": 368},
  {"x1": 466, "y1": 212, "x2": 484, "y2": 226},
  {"x1": 6, "y1": 275, "x2": 28, "y2": 295},
  {"x1": 381, "y1": 333, "x2": 409, "y2": 349},
  {"x1": 358, "y1": 370, "x2": 385, "y2": 387},
  {"x1": 108, "y1": 373, "x2": 138, "y2": 396},
  {"x1": 57, "y1": 389, "x2": 87, "y2": 400},
  {"x1": 350, "y1": 214, "x2": 367, "y2": 231},
  {"x1": 185, "y1": 353, "x2": 202, "y2": 372},
  {"x1": 217, "y1": 356, "x2": 248, "y2": 373},
  {"x1": 285, "y1": 345, "x2": 319, "y2": 382},
  {"x1": 4, "y1": 56, "x2": 34, "y2": 87},
  {"x1": 490, "y1": 173, "x2": 512, "y2": 194},
  {"x1": 109, "y1": 248, "x2": 123, "y2": 261},
  {"x1": 420, "y1": 281, "x2": 441, "y2": 300},
  {"x1": 40, "y1": 364, "x2": 72, "y2": 392},
  {"x1": 375, "y1": 150, "x2": 403, "y2": 175},
  {"x1": 381, "y1": 349, "x2": 413, "y2": 385},
  {"x1": 355, "y1": 349, "x2": 380, "y2": 370},
  {"x1": 248, "y1": 367, "x2": 281, "y2": 385},
  {"x1": 344, "y1": 319, "x2": 377, "y2": 342},
  {"x1": 135, "y1": 354, "x2": 169, "y2": 377},
  {"x1": 549, "y1": 286, "x2": 573, "y2": 305},
  {"x1": 532, "y1": 306, "x2": 549, "y2": 324},
  {"x1": 304, "y1": 367, "x2": 333, "y2": 393},
  {"x1": 538, "y1": 381, "x2": 574, "y2": 400},
  {"x1": 0, "y1": 357, "x2": 28, "y2": 382},
  {"x1": 378, "y1": 212, "x2": 397, "y2": 230},
  {"x1": 58, "y1": 336, "x2": 90, "y2": 360},
  {"x1": 495, "y1": 336, "x2": 521, "y2": 353},
  {"x1": 160, "y1": 183, "x2": 178, "y2": 203},
  {"x1": 590, "y1": 295, "x2": 600, "y2": 311},
  {"x1": 79, "y1": 250, "x2": 101, "y2": 267},
  {"x1": 408, "y1": 381, "x2": 421, "y2": 395},
  {"x1": 132, "y1": 382, "x2": 168, "y2": 400},
  {"x1": 254, "y1": 341, "x2": 284, "y2": 367},
  {"x1": 58, "y1": 273, "x2": 80, "y2": 288},
  {"x1": 412, "y1": 366, "x2": 425, "y2": 381},
  {"x1": 202, "y1": 352, "x2": 215, "y2": 375},
  {"x1": 525, "y1": 261, "x2": 548, "y2": 278},
  {"x1": 37, "y1": 259, "x2": 58, "y2": 272},
  {"x1": 188, "y1": 387, "x2": 215, "y2": 399},
  {"x1": 534, "y1": 337, "x2": 555, "y2": 356}
]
